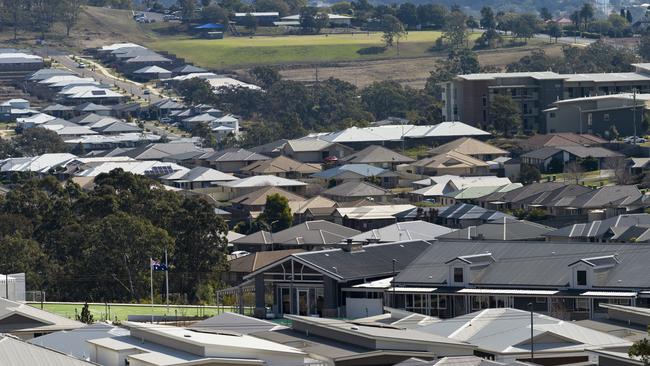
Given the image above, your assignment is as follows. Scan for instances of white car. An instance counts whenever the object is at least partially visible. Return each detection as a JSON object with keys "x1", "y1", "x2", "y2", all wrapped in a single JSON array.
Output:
[{"x1": 624, "y1": 136, "x2": 647, "y2": 144}]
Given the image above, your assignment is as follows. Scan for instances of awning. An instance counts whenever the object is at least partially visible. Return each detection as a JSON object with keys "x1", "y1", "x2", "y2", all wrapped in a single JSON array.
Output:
[
  {"x1": 386, "y1": 287, "x2": 437, "y2": 293},
  {"x1": 456, "y1": 289, "x2": 559, "y2": 296},
  {"x1": 580, "y1": 291, "x2": 637, "y2": 298}
]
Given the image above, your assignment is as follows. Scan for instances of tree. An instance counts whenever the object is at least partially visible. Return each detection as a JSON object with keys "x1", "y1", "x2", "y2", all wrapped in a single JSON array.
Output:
[
  {"x1": 639, "y1": 34, "x2": 650, "y2": 61},
  {"x1": 380, "y1": 14, "x2": 406, "y2": 50},
  {"x1": 396, "y1": 3, "x2": 418, "y2": 29},
  {"x1": 15, "y1": 128, "x2": 69, "y2": 156},
  {"x1": 258, "y1": 193, "x2": 292, "y2": 232},
  {"x1": 76, "y1": 302, "x2": 94, "y2": 324},
  {"x1": 4, "y1": 0, "x2": 26, "y2": 40},
  {"x1": 178, "y1": 0, "x2": 196, "y2": 23},
  {"x1": 579, "y1": 3, "x2": 594, "y2": 31},
  {"x1": 299, "y1": 6, "x2": 328, "y2": 33},
  {"x1": 547, "y1": 22, "x2": 562, "y2": 43},
  {"x1": 466, "y1": 16, "x2": 478, "y2": 32},
  {"x1": 491, "y1": 94, "x2": 521, "y2": 137},
  {"x1": 361, "y1": 80, "x2": 408, "y2": 119},
  {"x1": 539, "y1": 7, "x2": 552, "y2": 21},
  {"x1": 519, "y1": 164, "x2": 541, "y2": 184},
  {"x1": 511, "y1": 13, "x2": 540, "y2": 41},
  {"x1": 564, "y1": 161, "x2": 585, "y2": 184},
  {"x1": 629, "y1": 337, "x2": 650, "y2": 366},
  {"x1": 416, "y1": 4, "x2": 446, "y2": 29},
  {"x1": 254, "y1": 0, "x2": 290, "y2": 17},
  {"x1": 60, "y1": 0, "x2": 85, "y2": 36},
  {"x1": 480, "y1": 6, "x2": 496, "y2": 30},
  {"x1": 200, "y1": 4, "x2": 229, "y2": 23},
  {"x1": 443, "y1": 8, "x2": 468, "y2": 50},
  {"x1": 330, "y1": 2, "x2": 352, "y2": 15},
  {"x1": 249, "y1": 66, "x2": 280, "y2": 88}
]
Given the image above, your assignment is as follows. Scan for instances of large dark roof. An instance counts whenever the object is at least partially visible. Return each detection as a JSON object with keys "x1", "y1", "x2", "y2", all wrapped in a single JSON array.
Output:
[
  {"x1": 246, "y1": 240, "x2": 432, "y2": 281},
  {"x1": 437, "y1": 218, "x2": 554, "y2": 241},
  {"x1": 546, "y1": 213, "x2": 650, "y2": 239},
  {"x1": 395, "y1": 240, "x2": 650, "y2": 289}
]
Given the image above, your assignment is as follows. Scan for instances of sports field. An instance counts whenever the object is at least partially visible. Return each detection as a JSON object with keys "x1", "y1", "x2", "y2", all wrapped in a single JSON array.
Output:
[
  {"x1": 149, "y1": 31, "x2": 479, "y2": 68},
  {"x1": 29, "y1": 302, "x2": 250, "y2": 321}
]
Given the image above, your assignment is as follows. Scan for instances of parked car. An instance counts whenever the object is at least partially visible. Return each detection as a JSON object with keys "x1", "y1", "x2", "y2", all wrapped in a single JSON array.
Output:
[
  {"x1": 624, "y1": 136, "x2": 647, "y2": 144},
  {"x1": 77, "y1": 63, "x2": 86, "y2": 69}
]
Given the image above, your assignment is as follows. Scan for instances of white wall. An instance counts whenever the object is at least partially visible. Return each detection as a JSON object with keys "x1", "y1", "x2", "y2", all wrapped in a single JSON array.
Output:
[
  {"x1": 0, "y1": 273, "x2": 26, "y2": 301},
  {"x1": 346, "y1": 298, "x2": 383, "y2": 319}
]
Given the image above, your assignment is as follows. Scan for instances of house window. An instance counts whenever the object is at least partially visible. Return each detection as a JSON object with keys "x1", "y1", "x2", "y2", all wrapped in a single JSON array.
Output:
[
  {"x1": 603, "y1": 113, "x2": 610, "y2": 121},
  {"x1": 577, "y1": 270, "x2": 587, "y2": 286},
  {"x1": 453, "y1": 267, "x2": 464, "y2": 283},
  {"x1": 549, "y1": 112, "x2": 556, "y2": 118},
  {"x1": 482, "y1": 95, "x2": 487, "y2": 106}
]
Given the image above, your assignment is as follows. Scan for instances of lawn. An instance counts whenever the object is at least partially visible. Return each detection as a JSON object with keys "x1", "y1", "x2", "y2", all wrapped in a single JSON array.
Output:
[
  {"x1": 148, "y1": 31, "x2": 477, "y2": 68},
  {"x1": 29, "y1": 302, "x2": 251, "y2": 322}
]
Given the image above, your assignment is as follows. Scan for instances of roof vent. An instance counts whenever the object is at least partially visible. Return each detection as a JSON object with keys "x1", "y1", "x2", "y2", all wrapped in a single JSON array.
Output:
[
  {"x1": 184, "y1": 334, "x2": 192, "y2": 338},
  {"x1": 350, "y1": 326, "x2": 359, "y2": 330}
]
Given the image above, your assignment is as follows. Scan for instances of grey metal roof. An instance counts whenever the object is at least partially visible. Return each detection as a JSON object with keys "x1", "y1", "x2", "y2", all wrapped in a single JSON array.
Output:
[
  {"x1": 437, "y1": 219, "x2": 554, "y2": 241},
  {"x1": 550, "y1": 185, "x2": 643, "y2": 209},
  {"x1": 190, "y1": 312, "x2": 286, "y2": 334},
  {"x1": 436, "y1": 204, "x2": 513, "y2": 221},
  {"x1": 200, "y1": 148, "x2": 269, "y2": 163},
  {"x1": 322, "y1": 181, "x2": 392, "y2": 198},
  {"x1": 395, "y1": 240, "x2": 650, "y2": 289},
  {"x1": 340, "y1": 145, "x2": 415, "y2": 164},
  {"x1": 28, "y1": 323, "x2": 129, "y2": 359},
  {"x1": 0, "y1": 336, "x2": 97, "y2": 366},
  {"x1": 546, "y1": 213, "x2": 650, "y2": 239},
  {"x1": 292, "y1": 240, "x2": 433, "y2": 281},
  {"x1": 348, "y1": 221, "x2": 455, "y2": 243},
  {"x1": 520, "y1": 147, "x2": 561, "y2": 160},
  {"x1": 234, "y1": 221, "x2": 360, "y2": 247}
]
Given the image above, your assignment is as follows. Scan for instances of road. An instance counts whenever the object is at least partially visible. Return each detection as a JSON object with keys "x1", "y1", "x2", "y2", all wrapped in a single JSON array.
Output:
[{"x1": 52, "y1": 55, "x2": 165, "y2": 104}]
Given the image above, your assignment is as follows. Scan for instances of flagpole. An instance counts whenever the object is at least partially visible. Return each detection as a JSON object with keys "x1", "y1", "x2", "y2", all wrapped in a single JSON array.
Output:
[
  {"x1": 150, "y1": 257, "x2": 154, "y2": 323},
  {"x1": 165, "y1": 248, "x2": 169, "y2": 312}
]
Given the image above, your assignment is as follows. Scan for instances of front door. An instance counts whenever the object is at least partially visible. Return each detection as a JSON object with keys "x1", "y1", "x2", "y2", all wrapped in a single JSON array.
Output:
[{"x1": 297, "y1": 289, "x2": 309, "y2": 316}]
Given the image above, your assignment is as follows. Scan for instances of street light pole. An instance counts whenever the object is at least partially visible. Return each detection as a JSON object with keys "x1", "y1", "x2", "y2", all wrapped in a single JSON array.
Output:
[
  {"x1": 392, "y1": 259, "x2": 397, "y2": 308},
  {"x1": 528, "y1": 302, "x2": 534, "y2": 362}
]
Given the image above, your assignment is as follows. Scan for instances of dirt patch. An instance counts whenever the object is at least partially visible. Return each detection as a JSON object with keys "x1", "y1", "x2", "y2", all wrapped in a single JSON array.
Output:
[{"x1": 276, "y1": 44, "x2": 564, "y2": 89}]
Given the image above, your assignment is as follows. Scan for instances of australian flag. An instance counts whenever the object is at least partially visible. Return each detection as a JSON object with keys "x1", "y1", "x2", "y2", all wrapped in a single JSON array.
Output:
[{"x1": 150, "y1": 259, "x2": 168, "y2": 271}]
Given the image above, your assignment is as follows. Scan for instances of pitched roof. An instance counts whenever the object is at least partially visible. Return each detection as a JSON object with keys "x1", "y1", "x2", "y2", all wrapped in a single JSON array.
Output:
[
  {"x1": 335, "y1": 204, "x2": 415, "y2": 220},
  {"x1": 429, "y1": 138, "x2": 508, "y2": 157},
  {"x1": 0, "y1": 336, "x2": 97, "y2": 366},
  {"x1": 521, "y1": 133, "x2": 606, "y2": 150},
  {"x1": 161, "y1": 166, "x2": 237, "y2": 183},
  {"x1": 412, "y1": 151, "x2": 488, "y2": 169},
  {"x1": 395, "y1": 240, "x2": 650, "y2": 289},
  {"x1": 234, "y1": 220, "x2": 360, "y2": 247},
  {"x1": 239, "y1": 155, "x2": 321, "y2": 175},
  {"x1": 312, "y1": 164, "x2": 393, "y2": 179},
  {"x1": 288, "y1": 195, "x2": 337, "y2": 214},
  {"x1": 322, "y1": 181, "x2": 392, "y2": 198},
  {"x1": 246, "y1": 240, "x2": 433, "y2": 281},
  {"x1": 340, "y1": 145, "x2": 414, "y2": 164},
  {"x1": 190, "y1": 312, "x2": 286, "y2": 334},
  {"x1": 230, "y1": 186, "x2": 305, "y2": 206},
  {"x1": 436, "y1": 203, "x2": 513, "y2": 221},
  {"x1": 348, "y1": 220, "x2": 455, "y2": 242},
  {"x1": 546, "y1": 213, "x2": 650, "y2": 239},
  {"x1": 418, "y1": 308, "x2": 630, "y2": 355},
  {"x1": 200, "y1": 148, "x2": 269, "y2": 163},
  {"x1": 438, "y1": 218, "x2": 554, "y2": 241},
  {"x1": 218, "y1": 175, "x2": 307, "y2": 188},
  {"x1": 0, "y1": 298, "x2": 84, "y2": 334},
  {"x1": 28, "y1": 323, "x2": 129, "y2": 359},
  {"x1": 551, "y1": 185, "x2": 643, "y2": 209},
  {"x1": 228, "y1": 249, "x2": 304, "y2": 273},
  {"x1": 119, "y1": 142, "x2": 205, "y2": 160}
]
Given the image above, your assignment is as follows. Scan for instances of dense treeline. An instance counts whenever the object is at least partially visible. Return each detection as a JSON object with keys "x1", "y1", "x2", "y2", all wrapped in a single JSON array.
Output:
[
  {"x1": 0, "y1": 0, "x2": 91, "y2": 39},
  {"x1": 0, "y1": 170, "x2": 228, "y2": 303}
]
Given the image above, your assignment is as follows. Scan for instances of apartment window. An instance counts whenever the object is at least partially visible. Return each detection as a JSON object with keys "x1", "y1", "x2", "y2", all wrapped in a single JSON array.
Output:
[
  {"x1": 453, "y1": 267, "x2": 464, "y2": 283},
  {"x1": 482, "y1": 95, "x2": 487, "y2": 107},
  {"x1": 549, "y1": 112, "x2": 556, "y2": 118},
  {"x1": 482, "y1": 110, "x2": 487, "y2": 122},
  {"x1": 522, "y1": 88, "x2": 528, "y2": 96},
  {"x1": 577, "y1": 270, "x2": 587, "y2": 286},
  {"x1": 603, "y1": 113, "x2": 610, "y2": 121},
  {"x1": 511, "y1": 89, "x2": 517, "y2": 97},
  {"x1": 523, "y1": 104, "x2": 529, "y2": 114}
]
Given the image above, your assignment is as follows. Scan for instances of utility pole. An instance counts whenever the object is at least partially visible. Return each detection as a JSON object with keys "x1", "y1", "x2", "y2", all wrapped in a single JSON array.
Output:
[
  {"x1": 528, "y1": 302, "x2": 534, "y2": 362},
  {"x1": 392, "y1": 259, "x2": 397, "y2": 308},
  {"x1": 165, "y1": 248, "x2": 169, "y2": 312},
  {"x1": 633, "y1": 89, "x2": 637, "y2": 142},
  {"x1": 5, "y1": 273, "x2": 9, "y2": 299}
]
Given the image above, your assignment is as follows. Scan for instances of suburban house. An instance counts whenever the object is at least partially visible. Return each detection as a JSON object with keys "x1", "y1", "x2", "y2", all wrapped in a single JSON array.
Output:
[
  {"x1": 232, "y1": 220, "x2": 360, "y2": 252},
  {"x1": 196, "y1": 148, "x2": 270, "y2": 173},
  {"x1": 228, "y1": 186, "x2": 305, "y2": 218},
  {"x1": 243, "y1": 240, "x2": 432, "y2": 318},
  {"x1": 321, "y1": 181, "x2": 393, "y2": 203},
  {"x1": 434, "y1": 203, "x2": 513, "y2": 228},
  {"x1": 340, "y1": 144, "x2": 415, "y2": 169},
  {"x1": 410, "y1": 151, "x2": 490, "y2": 176},
  {"x1": 410, "y1": 175, "x2": 514, "y2": 203},
  {"x1": 281, "y1": 139, "x2": 354, "y2": 163},
  {"x1": 160, "y1": 166, "x2": 237, "y2": 189},
  {"x1": 333, "y1": 204, "x2": 416, "y2": 230},
  {"x1": 519, "y1": 132, "x2": 606, "y2": 151},
  {"x1": 428, "y1": 137, "x2": 509, "y2": 162},
  {"x1": 239, "y1": 155, "x2": 321, "y2": 179},
  {"x1": 214, "y1": 175, "x2": 307, "y2": 200},
  {"x1": 545, "y1": 213, "x2": 650, "y2": 242},
  {"x1": 520, "y1": 145, "x2": 623, "y2": 172},
  {"x1": 347, "y1": 220, "x2": 456, "y2": 243},
  {"x1": 439, "y1": 183, "x2": 523, "y2": 207},
  {"x1": 312, "y1": 164, "x2": 400, "y2": 188}
]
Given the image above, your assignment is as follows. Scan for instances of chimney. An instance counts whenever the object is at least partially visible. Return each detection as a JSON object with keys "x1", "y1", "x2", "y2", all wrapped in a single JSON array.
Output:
[{"x1": 344, "y1": 239, "x2": 364, "y2": 252}]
